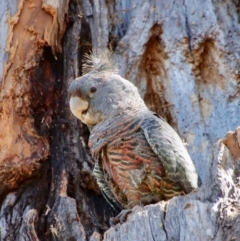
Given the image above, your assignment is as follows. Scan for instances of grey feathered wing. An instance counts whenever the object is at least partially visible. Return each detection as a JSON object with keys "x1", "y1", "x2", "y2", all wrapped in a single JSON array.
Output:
[{"x1": 141, "y1": 112, "x2": 199, "y2": 193}]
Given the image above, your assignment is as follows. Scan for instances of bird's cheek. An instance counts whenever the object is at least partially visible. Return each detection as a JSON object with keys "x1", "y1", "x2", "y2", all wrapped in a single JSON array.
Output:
[{"x1": 70, "y1": 96, "x2": 89, "y2": 121}]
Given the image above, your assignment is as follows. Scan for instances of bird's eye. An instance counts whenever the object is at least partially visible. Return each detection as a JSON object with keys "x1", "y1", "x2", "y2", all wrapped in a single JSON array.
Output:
[{"x1": 90, "y1": 87, "x2": 97, "y2": 93}]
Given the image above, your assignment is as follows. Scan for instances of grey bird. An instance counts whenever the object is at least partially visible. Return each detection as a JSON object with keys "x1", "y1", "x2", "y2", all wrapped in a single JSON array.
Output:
[{"x1": 68, "y1": 50, "x2": 199, "y2": 223}]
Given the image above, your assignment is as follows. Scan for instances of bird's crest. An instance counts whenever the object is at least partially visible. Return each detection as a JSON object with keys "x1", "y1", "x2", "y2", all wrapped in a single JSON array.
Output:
[{"x1": 82, "y1": 48, "x2": 118, "y2": 75}]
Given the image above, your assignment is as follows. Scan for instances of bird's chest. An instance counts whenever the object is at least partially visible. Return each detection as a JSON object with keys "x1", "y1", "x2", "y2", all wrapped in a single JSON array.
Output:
[
  {"x1": 90, "y1": 125, "x2": 161, "y2": 187},
  {"x1": 104, "y1": 131, "x2": 157, "y2": 184},
  {"x1": 89, "y1": 115, "x2": 143, "y2": 157}
]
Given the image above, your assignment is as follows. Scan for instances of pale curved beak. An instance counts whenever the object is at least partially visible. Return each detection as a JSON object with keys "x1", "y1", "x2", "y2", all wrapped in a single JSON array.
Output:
[
  {"x1": 69, "y1": 96, "x2": 89, "y2": 122},
  {"x1": 70, "y1": 96, "x2": 99, "y2": 126}
]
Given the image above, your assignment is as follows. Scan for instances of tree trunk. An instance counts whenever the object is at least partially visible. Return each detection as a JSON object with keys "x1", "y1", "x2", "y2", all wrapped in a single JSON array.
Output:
[{"x1": 0, "y1": 0, "x2": 240, "y2": 240}]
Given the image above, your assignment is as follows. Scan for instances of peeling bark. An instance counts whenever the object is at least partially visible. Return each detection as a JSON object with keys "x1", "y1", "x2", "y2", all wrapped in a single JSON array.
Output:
[
  {"x1": 0, "y1": 0, "x2": 69, "y2": 197},
  {"x1": 1, "y1": 0, "x2": 240, "y2": 240}
]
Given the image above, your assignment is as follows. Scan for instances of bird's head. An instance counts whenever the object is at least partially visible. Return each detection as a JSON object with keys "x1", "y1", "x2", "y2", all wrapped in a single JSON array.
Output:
[
  {"x1": 68, "y1": 71, "x2": 146, "y2": 129},
  {"x1": 68, "y1": 49, "x2": 147, "y2": 129}
]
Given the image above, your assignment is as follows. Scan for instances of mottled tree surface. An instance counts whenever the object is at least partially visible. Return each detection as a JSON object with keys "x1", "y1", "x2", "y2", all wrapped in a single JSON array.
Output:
[{"x1": 0, "y1": 0, "x2": 240, "y2": 241}]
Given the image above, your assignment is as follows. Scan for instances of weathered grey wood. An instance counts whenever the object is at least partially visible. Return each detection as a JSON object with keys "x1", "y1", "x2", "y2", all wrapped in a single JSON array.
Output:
[
  {"x1": 1, "y1": 0, "x2": 240, "y2": 240},
  {"x1": 0, "y1": 163, "x2": 50, "y2": 240}
]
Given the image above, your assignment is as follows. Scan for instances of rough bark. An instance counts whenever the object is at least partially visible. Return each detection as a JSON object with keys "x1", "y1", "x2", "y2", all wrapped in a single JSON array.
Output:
[{"x1": 0, "y1": 0, "x2": 240, "y2": 241}]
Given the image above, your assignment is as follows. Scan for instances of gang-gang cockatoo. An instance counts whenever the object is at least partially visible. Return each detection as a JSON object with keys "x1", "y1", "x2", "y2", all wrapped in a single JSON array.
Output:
[{"x1": 68, "y1": 50, "x2": 199, "y2": 224}]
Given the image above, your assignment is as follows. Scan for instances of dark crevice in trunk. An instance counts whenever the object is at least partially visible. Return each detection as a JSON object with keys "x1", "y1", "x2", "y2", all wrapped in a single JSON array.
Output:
[{"x1": 30, "y1": 46, "x2": 62, "y2": 137}]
